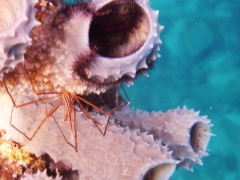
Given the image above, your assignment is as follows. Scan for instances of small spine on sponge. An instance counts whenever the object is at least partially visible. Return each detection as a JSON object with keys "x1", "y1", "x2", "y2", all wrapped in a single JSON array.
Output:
[{"x1": 114, "y1": 106, "x2": 212, "y2": 170}]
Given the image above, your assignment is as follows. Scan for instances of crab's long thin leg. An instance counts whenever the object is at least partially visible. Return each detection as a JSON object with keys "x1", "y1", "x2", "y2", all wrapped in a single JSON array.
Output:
[
  {"x1": 73, "y1": 107, "x2": 78, "y2": 151},
  {"x1": 108, "y1": 84, "x2": 130, "y2": 116},
  {"x1": 52, "y1": 112, "x2": 78, "y2": 152},
  {"x1": 100, "y1": 85, "x2": 130, "y2": 135},
  {"x1": 3, "y1": 62, "x2": 62, "y2": 108},
  {"x1": 10, "y1": 99, "x2": 63, "y2": 141},
  {"x1": 74, "y1": 96, "x2": 105, "y2": 134},
  {"x1": 3, "y1": 77, "x2": 61, "y2": 108},
  {"x1": 74, "y1": 85, "x2": 130, "y2": 136}
]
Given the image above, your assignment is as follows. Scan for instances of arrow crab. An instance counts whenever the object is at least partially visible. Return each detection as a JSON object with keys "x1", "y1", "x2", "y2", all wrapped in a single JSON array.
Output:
[{"x1": 2, "y1": 0, "x2": 162, "y2": 151}]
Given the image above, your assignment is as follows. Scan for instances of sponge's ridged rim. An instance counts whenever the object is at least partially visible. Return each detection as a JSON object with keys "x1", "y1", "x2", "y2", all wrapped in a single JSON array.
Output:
[{"x1": 0, "y1": 0, "x2": 40, "y2": 79}]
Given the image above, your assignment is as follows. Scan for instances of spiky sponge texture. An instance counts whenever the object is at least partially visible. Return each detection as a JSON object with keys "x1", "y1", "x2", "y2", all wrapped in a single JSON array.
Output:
[
  {"x1": 0, "y1": 90, "x2": 212, "y2": 179},
  {"x1": 0, "y1": 0, "x2": 39, "y2": 78}
]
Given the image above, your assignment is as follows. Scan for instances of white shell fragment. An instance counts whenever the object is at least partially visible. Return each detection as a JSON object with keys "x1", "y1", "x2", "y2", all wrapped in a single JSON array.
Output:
[{"x1": 0, "y1": 0, "x2": 39, "y2": 79}]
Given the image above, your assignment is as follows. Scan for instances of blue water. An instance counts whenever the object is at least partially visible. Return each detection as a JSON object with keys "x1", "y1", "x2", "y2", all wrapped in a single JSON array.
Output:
[
  {"x1": 131, "y1": 0, "x2": 239, "y2": 179},
  {"x1": 65, "y1": 0, "x2": 240, "y2": 179}
]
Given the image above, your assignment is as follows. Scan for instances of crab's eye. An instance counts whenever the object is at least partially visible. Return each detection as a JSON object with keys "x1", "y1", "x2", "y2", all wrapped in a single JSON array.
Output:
[{"x1": 89, "y1": 0, "x2": 150, "y2": 58}]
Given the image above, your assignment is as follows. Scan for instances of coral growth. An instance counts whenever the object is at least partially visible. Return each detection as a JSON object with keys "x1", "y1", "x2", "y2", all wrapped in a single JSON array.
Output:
[{"x1": 0, "y1": 129, "x2": 78, "y2": 179}]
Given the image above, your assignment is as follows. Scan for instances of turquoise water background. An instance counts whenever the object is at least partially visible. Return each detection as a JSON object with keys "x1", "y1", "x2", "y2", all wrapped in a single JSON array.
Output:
[
  {"x1": 130, "y1": 0, "x2": 239, "y2": 179},
  {"x1": 65, "y1": 0, "x2": 240, "y2": 179}
]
